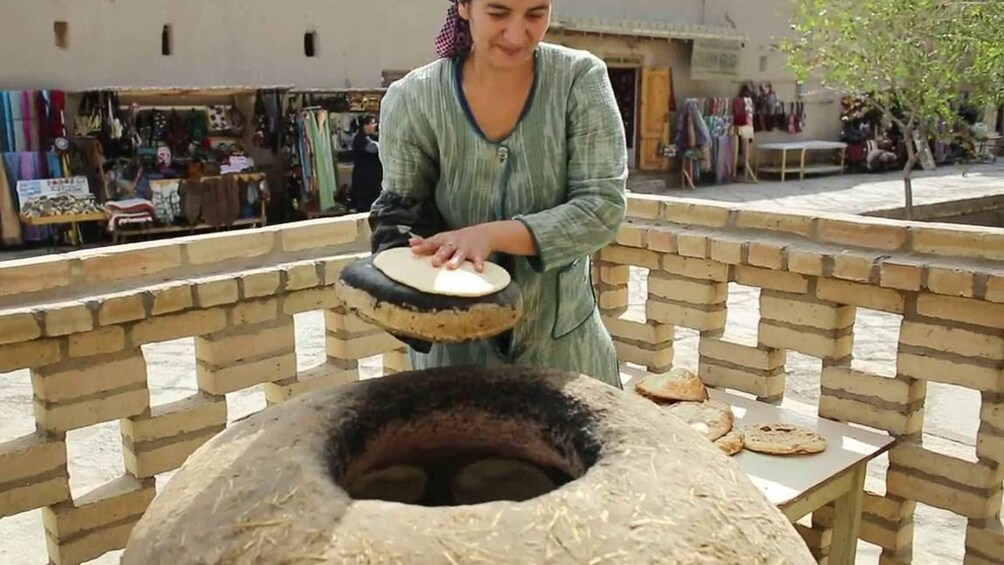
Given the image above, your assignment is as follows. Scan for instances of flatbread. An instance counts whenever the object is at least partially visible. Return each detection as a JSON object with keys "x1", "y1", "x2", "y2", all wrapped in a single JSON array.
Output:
[
  {"x1": 345, "y1": 464, "x2": 428, "y2": 504},
  {"x1": 741, "y1": 423, "x2": 827, "y2": 455},
  {"x1": 664, "y1": 400, "x2": 733, "y2": 441},
  {"x1": 714, "y1": 430, "x2": 744, "y2": 456},
  {"x1": 452, "y1": 458, "x2": 557, "y2": 505},
  {"x1": 634, "y1": 368, "x2": 708, "y2": 403},
  {"x1": 372, "y1": 247, "x2": 510, "y2": 298}
]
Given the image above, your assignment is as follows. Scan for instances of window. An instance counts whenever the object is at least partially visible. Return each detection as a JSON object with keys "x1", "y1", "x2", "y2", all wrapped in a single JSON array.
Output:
[
  {"x1": 54, "y1": 21, "x2": 69, "y2": 50},
  {"x1": 162, "y1": 24, "x2": 173, "y2": 56},
  {"x1": 304, "y1": 32, "x2": 317, "y2": 57},
  {"x1": 759, "y1": 55, "x2": 769, "y2": 73}
]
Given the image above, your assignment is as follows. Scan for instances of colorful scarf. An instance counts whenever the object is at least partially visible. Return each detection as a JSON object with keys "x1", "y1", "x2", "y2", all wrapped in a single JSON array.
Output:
[{"x1": 434, "y1": 0, "x2": 472, "y2": 58}]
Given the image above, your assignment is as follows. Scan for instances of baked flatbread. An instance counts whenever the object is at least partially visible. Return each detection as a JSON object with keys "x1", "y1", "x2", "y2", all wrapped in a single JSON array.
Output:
[
  {"x1": 741, "y1": 423, "x2": 827, "y2": 455},
  {"x1": 372, "y1": 247, "x2": 510, "y2": 298},
  {"x1": 664, "y1": 400, "x2": 734, "y2": 441},
  {"x1": 452, "y1": 458, "x2": 556, "y2": 505},
  {"x1": 715, "y1": 430, "x2": 744, "y2": 456},
  {"x1": 345, "y1": 464, "x2": 428, "y2": 504},
  {"x1": 634, "y1": 368, "x2": 709, "y2": 403}
]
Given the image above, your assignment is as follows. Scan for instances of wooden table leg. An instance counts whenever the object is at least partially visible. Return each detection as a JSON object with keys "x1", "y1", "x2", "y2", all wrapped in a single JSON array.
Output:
[
  {"x1": 826, "y1": 464, "x2": 866, "y2": 565},
  {"x1": 799, "y1": 149, "x2": 808, "y2": 180},
  {"x1": 781, "y1": 149, "x2": 788, "y2": 182}
]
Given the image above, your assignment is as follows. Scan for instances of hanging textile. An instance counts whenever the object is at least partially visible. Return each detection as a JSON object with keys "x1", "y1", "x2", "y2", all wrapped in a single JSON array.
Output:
[
  {"x1": 296, "y1": 108, "x2": 339, "y2": 213},
  {"x1": 0, "y1": 154, "x2": 21, "y2": 246},
  {"x1": 3, "y1": 152, "x2": 54, "y2": 243}
]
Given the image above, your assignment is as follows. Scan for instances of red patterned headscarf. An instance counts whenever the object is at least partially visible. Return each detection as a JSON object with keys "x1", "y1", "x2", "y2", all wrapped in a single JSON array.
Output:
[{"x1": 434, "y1": 0, "x2": 472, "y2": 58}]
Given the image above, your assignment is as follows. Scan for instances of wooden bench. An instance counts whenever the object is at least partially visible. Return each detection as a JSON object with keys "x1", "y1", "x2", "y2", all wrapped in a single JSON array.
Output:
[
  {"x1": 755, "y1": 141, "x2": 848, "y2": 182},
  {"x1": 624, "y1": 374, "x2": 894, "y2": 564}
]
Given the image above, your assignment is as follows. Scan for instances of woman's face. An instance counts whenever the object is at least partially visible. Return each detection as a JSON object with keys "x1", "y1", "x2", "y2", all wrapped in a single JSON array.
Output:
[
  {"x1": 458, "y1": 0, "x2": 551, "y2": 69},
  {"x1": 363, "y1": 120, "x2": 377, "y2": 135}
]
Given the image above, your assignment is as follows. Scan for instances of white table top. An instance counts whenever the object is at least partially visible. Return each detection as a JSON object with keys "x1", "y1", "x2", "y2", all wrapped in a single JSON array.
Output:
[
  {"x1": 623, "y1": 374, "x2": 894, "y2": 509},
  {"x1": 757, "y1": 141, "x2": 848, "y2": 151}
]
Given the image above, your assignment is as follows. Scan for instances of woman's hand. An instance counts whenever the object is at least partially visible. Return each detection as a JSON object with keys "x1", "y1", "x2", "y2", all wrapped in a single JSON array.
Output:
[{"x1": 410, "y1": 225, "x2": 495, "y2": 272}]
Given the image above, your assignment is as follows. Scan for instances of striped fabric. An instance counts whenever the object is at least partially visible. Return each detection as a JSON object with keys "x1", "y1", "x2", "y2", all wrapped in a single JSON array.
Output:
[{"x1": 376, "y1": 43, "x2": 629, "y2": 387}]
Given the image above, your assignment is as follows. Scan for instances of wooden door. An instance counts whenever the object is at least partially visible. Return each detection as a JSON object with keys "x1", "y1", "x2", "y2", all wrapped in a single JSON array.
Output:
[{"x1": 638, "y1": 67, "x2": 671, "y2": 172}]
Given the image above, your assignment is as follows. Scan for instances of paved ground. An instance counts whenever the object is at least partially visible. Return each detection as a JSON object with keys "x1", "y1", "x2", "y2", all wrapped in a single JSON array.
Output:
[{"x1": 1, "y1": 166, "x2": 1001, "y2": 563}]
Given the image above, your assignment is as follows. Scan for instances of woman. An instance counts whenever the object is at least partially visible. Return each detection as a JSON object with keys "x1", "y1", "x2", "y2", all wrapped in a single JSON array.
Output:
[
  {"x1": 369, "y1": 0, "x2": 628, "y2": 388},
  {"x1": 350, "y1": 115, "x2": 382, "y2": 212}
]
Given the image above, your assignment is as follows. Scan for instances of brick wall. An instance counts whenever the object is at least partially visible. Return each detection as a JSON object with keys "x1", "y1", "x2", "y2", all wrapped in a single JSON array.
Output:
[{"x1": 1, "y1": 199, "x2": 1002, "y2": 564}]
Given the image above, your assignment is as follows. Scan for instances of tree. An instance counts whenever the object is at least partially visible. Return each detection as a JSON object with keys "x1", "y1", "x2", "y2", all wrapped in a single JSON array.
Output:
[{"x1": 781, "y1": 0, "x2": 1004, "y2": 218}]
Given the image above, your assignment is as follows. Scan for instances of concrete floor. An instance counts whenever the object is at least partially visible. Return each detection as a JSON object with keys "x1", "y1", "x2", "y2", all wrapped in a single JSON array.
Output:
[{"x1": 1, "y1": 165, "x2": 1002, "y2": 563}]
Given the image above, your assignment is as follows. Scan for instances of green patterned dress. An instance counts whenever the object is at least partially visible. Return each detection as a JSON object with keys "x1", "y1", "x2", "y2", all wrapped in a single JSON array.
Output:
[{"x1": 372, "y1": 42, "x2": 628, "y2": 388}]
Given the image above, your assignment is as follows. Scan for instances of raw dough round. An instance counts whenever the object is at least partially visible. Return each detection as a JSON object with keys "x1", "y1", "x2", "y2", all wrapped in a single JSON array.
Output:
[
  {"x1": 452, "y1": 457, "x2": 557, "y2": 505},
  {"x1": 715, "y1": 430, "x2": 744, "y2": 456},
  {"x1": 345, "y1": 464, "x2": 428, "y2": 505},
  {"x1": 634, "y1": 368, "x2": 709, "y2": 403},
  {"x1": 741, "y1": 423, "x2": 827, "y2": 455},
  {"x1": 372, "y1": 247, "x2": 511, "y2": 298},
  {"x1": 664, "y1": 400, "x2": 734, "y2": 441}
]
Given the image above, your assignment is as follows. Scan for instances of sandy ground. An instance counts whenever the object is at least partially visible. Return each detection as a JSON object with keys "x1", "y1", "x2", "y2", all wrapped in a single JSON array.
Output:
[{"x1": 2, "y1": 165, "x2": 1001, "y2": 563}]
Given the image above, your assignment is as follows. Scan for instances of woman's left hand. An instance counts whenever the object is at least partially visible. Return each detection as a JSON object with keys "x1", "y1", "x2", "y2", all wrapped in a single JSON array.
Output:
[{"x1": 410, "y1": 225, "x2": 494, "y2": 272}]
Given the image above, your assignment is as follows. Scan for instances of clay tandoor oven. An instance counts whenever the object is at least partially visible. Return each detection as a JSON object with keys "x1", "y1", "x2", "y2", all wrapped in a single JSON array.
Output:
[{"x1": 122, "y1": 367, "x2": 816, "y2": 564}]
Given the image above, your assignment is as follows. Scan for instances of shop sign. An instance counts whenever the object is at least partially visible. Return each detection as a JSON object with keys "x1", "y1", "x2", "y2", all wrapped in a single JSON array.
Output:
[
  {"x1": 16, "y1": 176, "x2": 90, "y2": 213},
  {"x1": 691, "y1": 39, "x2": 743, "y2": 80}
]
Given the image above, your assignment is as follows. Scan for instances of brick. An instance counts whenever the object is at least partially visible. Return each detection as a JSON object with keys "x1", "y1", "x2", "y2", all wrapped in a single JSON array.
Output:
[
  {"x1": 599, "y1": 289, "x2": 629, "y2": 312},
  {"x1": 787, "y1": 248, "x2": 828, "y2": 277},
  {"x1": 194, "y1": 277, "x2": 239, "y2": 308},
  {"x1": 817, "y1": 278, "x2": 905, "y2": 313},
  {"x1": 645, "y1": 228, "x2": 676, "y2": 253},
  {"x1": 747, "y1": 242, "x2": 785, "y2": 270},
  {"x1": 31, "y1": 351, "x2": 147, "y2": 404},
  {"x1": 890, "y1": 443, "x2": 1003, "y2": 490},
  {"x1": 98, "y1": 293, "x2": 146, "y2": 326},
  {"x1": 0, "y1": 255, "x2": 72, "y2": 298},
  {"x1": 987, "y1": 274, "x2": 1004, "y2": 303},
  {"x1": 663, "y1": 200, "x2": 732, "y2": 227},
  {"x1": 383, "y1": 349, "x2": 411, "y2": 374},
  {"x1": 283, "y1": 288, "x2": 342, "y2": 315},
  {"x1": 661, "y1": 255, "x2": 729, "y2": 282},
  {"x1": 321, "y1": 254, "x2": 365, "y2": 285},
  {"x1": 917, "y1": 294, "x2": 1004, "y2": 329},
  {"x1": 123, "y1": 432, "x2": 222, "y2": 479},
  {"x1": 699, "y1": 361, "x2": 785, "y2": 399},
  {"x1": 926, "y1": 266, "x2": 975, "y2": 298},
  {"x1": 185, "y1": 230, "x2": 274, "y2": 265},
  {"x1": 130, "y1": 308, "x2": 227, "y2": 345},
  {"x1": 0, "y1": 434, "x2": 70, "y2": 517},
  {"x1": 615, "y1": 222, "x2": 646, "y2": 248},
  {"x1": 603, "y1": 316, "x2": 673, "y2": 344},
  {"x1": 0, "y1": 339, "x2": 61, "y2": 373},
  {"x1": 864, "y1": 492, "x2": 916, "y2": 522},
  {"x1": 42, "y1": 475, "x2": 154, "y2": 540},
  {"x1": 598, "y1": 264, "x2": 630, "y2": 285},
  {"x1": 966, "y1": 524, "x2": 1004, "y2": 560},
  {"x1": 816, "y1": 217, "x2": 908, "y2": 251},
  {"x1": 886, "y1": 467, "x2": 1002, "y2": 519},
  {"x1": 760, "y1": 291, "x2": 855, "y2": 331},
  {"x1": 647, "y1": 300, "x2": 726, "y2": 332},
  {"x1": 264, "y1": 364, "x2": 359, "y2": 404},
  {"x1": 648, "y1": 272, "x2": 726, "y2": 305},
  {"x1": 897, "y1": 352, "x2": 1002, "y2": 392},
  {"x1": 900, "y1": 321, "x2": 1003, "y2": 361},
  {"x1": 758, "y1": 321, "x2": 853, "y2": 360},
  {"x1": 983, "y1": 397, "x2": 1004, "y2": 430},
  {"x1": 821, "y1": 365, "x2": 924, "y2": 404},
  {"x1": 68, "y1": 327, "x2": 125, "y2": 358},
  {"x1": 281, "y1": 219, "x2": 358, "y2": 252},
  {"x1": 81, "y1": 244, "x2": 182, "y2": 283},
  {"x1": 149, "y1": 283, "x2": 193, "y2": 316},
  {"x1": 708, "y1": 235, "x2": 746, "y2": 265},
  {"x1": 613, "y1": 340, "x2": 674, "y2": 371},
  {"x1": 34, "y1": 388, "x2": 149, "y2": 434},
  {"x1": 285, "y1": 262, "x2": 321, "y2": 291},
  {"x1": 626, "y1": 195, "x2": 662, "y2": 219},
  {"x1": 699, "y1": 338, "x2": 785, "y2": 371},
  {"x1": 819, "y1": 395, "x2": 924, "y2": 436},
  {"x1": 978, "y1": 428, "x2": 1004, "y2": 464},
  {"x1": 599, "y1": 245, "x2": 660, "y2": 269},
  {"x1": 911, "y1": 225, "x2": 1004, "y2": 261},
  {"x1": 832, "y1": 252, "x2": 876, "y2": 283},
  {"x1": 735, "y1": 209, "x2": 814, "y2": 237},
  {"x1": 230, "y1": 298, "x2": 279, "y2": 326},
  {"x1": 736, "y1": 265, "x2": 809, "y2": 294},
  {"x1": 197, "y1": 351, "x2": 297, "y2": 395},
  {"x1": 324, "y1": 308, "x2": 378, "y2": 335},
  {"x1": 195, "y1": 320, "x2": 294, "y2": 366},
  {"x1": 0, "y1": 311, "x2": 41, "y2": 345},
  {"x1": 240, "y1": 269, "x2": 282, "y2": 299},
  {"x1": 121, "y1": 395, "x2": 226, "y2": 477},
  {"x1": 676, "y1": 232, "x2": 709, "y2": 258},
  {"x1": 880, "y1": 260, "x2": 923, "y2": 291},
  {"x1": 44, "y1": 303, "x2": 94, "y2": 337},
  {"x1": 327, "y1": 331, "x2": 403, "y2": 361}
]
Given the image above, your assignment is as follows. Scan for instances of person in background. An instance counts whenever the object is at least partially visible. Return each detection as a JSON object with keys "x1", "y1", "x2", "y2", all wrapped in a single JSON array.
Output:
[
  {"x1": 350, "y1": 115, "x2": 382, "y2": 212},
  {"x1": 367, "y1": 0, "x2": 628, "y2": 388}
]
